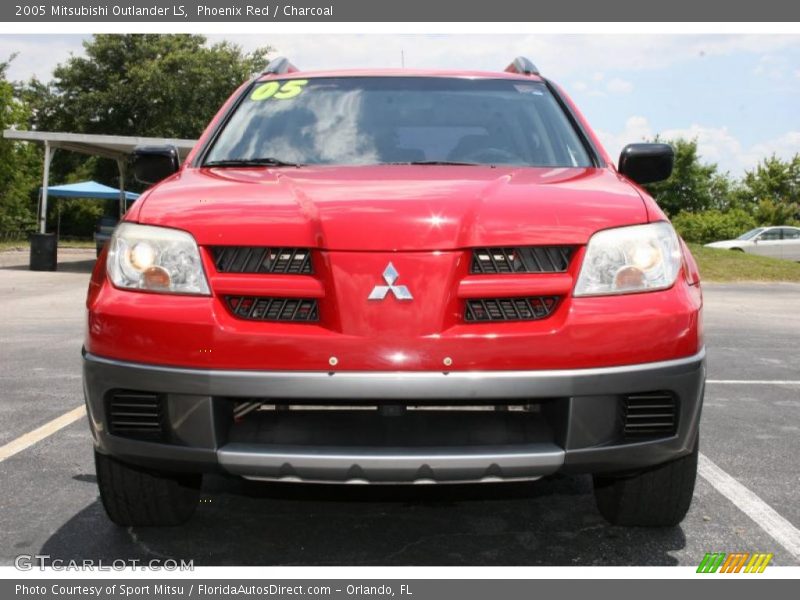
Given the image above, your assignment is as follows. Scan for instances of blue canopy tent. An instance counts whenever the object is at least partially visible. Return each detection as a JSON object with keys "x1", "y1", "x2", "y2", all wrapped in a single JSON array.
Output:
[
  {"x1": 37, "y1": 181, "x2": 140, "y2": 238},
  {"x1": 41, "y1": 180, "x2": 140, "y2": 201}
]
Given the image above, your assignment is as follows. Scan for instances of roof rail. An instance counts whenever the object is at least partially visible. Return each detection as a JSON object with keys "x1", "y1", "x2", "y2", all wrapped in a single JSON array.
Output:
[
  {"x1": 262, "y1": 56, "x2": 300, "y2": 76},
  {"x1": 505, "y1": 56, "x2": 540, "y2": 76}
]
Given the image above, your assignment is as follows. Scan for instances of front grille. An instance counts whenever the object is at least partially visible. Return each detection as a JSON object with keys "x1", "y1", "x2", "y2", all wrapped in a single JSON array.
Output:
[
  {"x1": 107, "y1": 390, "x2": 166, "y2": 441},
  {"x1": 471, "y1": 246, "x2": 574, "y2": 274},
  {"x1": 621, "y1": 392, "x2": 678, "y2": 439},
  {"x1": 212, "y1": 246, "x2": 313, "y2": 274},
  {"x1": 226, "y1": 296, "x2": 319, "y2": 322},
  {"x1": 464, "y1": 297, "x2": 559, "y2": 322}
]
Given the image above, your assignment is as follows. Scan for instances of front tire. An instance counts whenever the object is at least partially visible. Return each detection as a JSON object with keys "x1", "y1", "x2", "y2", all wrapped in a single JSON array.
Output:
[
  {"x1": 95, "y1": 450, "x2": 201, "y2": 526},
  {"x1": 593, "y1": 436, "x2": 698, "y2": 527}
]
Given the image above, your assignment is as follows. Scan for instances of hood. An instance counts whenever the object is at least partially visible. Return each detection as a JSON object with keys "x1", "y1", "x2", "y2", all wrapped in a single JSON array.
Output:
[{"x1": 135, "y1": 165, "x2": 648, "y2": 250}]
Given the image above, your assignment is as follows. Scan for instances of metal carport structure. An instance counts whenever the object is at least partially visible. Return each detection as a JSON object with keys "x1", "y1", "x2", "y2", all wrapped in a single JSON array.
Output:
[{"x1": 2, "y1": 130, "x2": 197, "y2": 234}]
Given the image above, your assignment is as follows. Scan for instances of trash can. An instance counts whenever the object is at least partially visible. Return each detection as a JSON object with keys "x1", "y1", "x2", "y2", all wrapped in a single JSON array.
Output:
[{"x1": 29, "y1": 233, "x2": 57, "y2": 271}]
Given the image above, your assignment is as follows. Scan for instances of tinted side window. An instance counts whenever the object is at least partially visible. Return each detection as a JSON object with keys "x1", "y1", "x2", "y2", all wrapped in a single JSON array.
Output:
[
  {"x1": 759, "y1": 229, "x2": 782, "y2": 241},
  {"x1": 781, "y1": 228, "x2": 800, "y2": 240}
]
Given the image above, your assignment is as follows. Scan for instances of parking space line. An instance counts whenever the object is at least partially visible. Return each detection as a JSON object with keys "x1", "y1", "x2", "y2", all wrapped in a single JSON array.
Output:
[
  {"x1": 0, "y1": 405, "x2": 85, "y2": 463},
  {"x1": 707, "y1": 380, "x2": 800, "y2": 385},
  {"x1": 698, "y1": 453, "x2": 800, "y2": 562}
]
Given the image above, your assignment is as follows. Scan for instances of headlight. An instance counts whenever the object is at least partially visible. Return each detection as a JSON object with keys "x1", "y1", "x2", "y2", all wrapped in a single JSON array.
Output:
[
  {"x1": 574, "y1": 222, "x2": 682, "y2": 296},
  {"x1": 107, "y1": 223, "x2": 210, "y2": 295}
]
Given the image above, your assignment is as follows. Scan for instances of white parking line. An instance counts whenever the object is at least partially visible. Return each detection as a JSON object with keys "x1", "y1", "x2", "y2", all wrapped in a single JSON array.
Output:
[
  {"x1": 707, "y1": 380, "x2": 800, "y2": 385},
  {"x1": 698, "y1": 453, "x2": 800, "y2": 562},
  {"x1": 0, "y1": 406, "x2": 85, "y2": 463}
]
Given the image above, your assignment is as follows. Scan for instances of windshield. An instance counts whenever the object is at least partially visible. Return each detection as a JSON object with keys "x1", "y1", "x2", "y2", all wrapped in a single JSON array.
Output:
[
  {"x1": 737, "y1": 228, "x2": 765, "y2": 240},
  {"x1": 204, "y1": 77, "x2": 593, "y2": 168}
]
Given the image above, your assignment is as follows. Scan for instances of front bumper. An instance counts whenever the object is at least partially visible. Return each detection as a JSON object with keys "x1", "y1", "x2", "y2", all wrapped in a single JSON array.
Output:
[{"x1": 84, "y1": 348, "x2": 705, "y2": 484}]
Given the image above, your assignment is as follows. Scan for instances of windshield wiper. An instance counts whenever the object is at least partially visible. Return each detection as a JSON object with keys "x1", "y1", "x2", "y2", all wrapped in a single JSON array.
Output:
[
  {"x1": 386, "y1": 160, "x2": 484, "y2": 166},
  {"x1": 203, "y1": 158, "x2": 303, "y2": 168}
]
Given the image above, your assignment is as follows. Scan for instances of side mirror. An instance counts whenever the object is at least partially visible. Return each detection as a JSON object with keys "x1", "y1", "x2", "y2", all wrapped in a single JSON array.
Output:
[
  {"x1": 618, "y1": 143, "x2": 674, "y2": 185},
  {"x1": 133, "y1": 145, "x2": 180, "y2": 185}
]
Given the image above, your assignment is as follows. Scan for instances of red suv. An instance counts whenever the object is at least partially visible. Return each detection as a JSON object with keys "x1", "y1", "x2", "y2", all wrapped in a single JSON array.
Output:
[{"x1": 84, "y1": 57, "x2": 704, "y2": 528}]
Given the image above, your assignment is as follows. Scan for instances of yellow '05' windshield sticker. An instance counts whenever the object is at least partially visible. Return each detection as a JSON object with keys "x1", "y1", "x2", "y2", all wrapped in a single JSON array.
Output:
[{"x1": 251, "y1": 80, "x2": 309, "y2": 101}]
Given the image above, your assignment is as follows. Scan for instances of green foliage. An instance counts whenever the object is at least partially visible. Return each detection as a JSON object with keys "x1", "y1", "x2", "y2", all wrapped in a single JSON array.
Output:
[
  {"x1": 52, "y1": 198, "x2": 105, "y2": 238},
  {"x1": 29, "y1": 34, "x2": 270, "y2": 139},
  {"x1": 752, "y1": 198, "x2": 800, "y2": 227},
  {"x1": 739, "y1": 155, "x2": 800, "y2": 206},
  {"x1": 672, "y1": 196, "x2": 800, "y2": 246},
  {"x1": 0, "y1": 56, "x2": 39, "y2": 237},
  {"x1": 671, "y1": 209, "x2": 757, "y2": 244},
  {"x1": 643, "y1": 138, "x2": 731, "y2": 216}
]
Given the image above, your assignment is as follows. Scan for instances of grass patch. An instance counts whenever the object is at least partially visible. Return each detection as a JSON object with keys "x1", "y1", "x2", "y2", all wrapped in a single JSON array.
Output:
[
  {"x1": 688, "y1": 243, "x2": 800, "y2": 282},
  {"x1": 0, "y1": 240, "x2": 28, "y2": 252},
  {"x1": 59, "y1": 240, "x2": 96, "y2": 249},
  {"x1": 0, "y1": 239, "x2": 95, "y2": 252}
]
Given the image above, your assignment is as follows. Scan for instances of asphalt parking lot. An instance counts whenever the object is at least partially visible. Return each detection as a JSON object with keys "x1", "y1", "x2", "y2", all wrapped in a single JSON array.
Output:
[{"x1": 0, "y1": 248, "x2": 798, "y2": 567}]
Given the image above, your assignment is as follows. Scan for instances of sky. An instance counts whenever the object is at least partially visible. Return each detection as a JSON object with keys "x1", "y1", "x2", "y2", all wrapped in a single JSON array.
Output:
[{"x1": 2, "y1": 33, "x2": 799, "y2": 177}]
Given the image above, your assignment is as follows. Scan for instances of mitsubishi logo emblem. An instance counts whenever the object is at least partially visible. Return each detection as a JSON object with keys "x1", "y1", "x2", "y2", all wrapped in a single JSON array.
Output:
[{"x1": 368, "y1": 262, "x2": 413, "y2": 301}]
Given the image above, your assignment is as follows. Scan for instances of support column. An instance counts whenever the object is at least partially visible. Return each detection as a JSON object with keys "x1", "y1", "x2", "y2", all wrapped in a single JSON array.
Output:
[
  {"x1": 39, "y1": 142, "x2": 56, "y2": 234},
  {"x1": 116, "y1": 157, "x2": 126, "y2": 218}
]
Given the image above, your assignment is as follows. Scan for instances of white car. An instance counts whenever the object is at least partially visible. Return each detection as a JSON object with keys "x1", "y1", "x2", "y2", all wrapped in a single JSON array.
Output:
[{"x1": 705, "y1": 226, "x2": 800, "y2": 261}]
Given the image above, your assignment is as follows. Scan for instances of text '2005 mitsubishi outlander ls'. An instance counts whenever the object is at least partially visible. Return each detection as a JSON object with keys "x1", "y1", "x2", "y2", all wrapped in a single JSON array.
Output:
[{"x1": 83, "y1": 57, "x2": 705, "y2": 527}]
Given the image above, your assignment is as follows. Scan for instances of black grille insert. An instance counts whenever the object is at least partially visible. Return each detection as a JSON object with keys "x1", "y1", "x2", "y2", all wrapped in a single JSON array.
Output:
[
  {"x1": 212, "y1": 247, "x2": 313, "y2": 274},
  {"x1": 621, "y1": 392, "x2": 678, "y2": 439},
  {"x1": 226, "y1": 296, "x2": 319, "y2": 322},
  {"x1": 465, "y1": 297, "x2": 559, "y2": 322},
  {"x1": 107, "y1": 390, "x2": 166, "y2": 441},
  {"x1": 471, "y1": 246, "x2": 574, "y2": 274}
]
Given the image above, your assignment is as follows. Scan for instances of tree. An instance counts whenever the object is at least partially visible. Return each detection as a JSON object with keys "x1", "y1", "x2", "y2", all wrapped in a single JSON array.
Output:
[
  {"x1": 752, "y1": 198, "x2": 800, "y2": 226},
  {"x1": 643, "y1": 138, "x2": 733, "y2": 216},
  {"x1": 30, "y1": 34, "x2": 271, "y2": 139},
  {"x1": 735, "y1": 155, "x2": 800, "y2": 221},
  {"x1": 0, "y1": 56, "x2": 39, "y2": 237}
]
